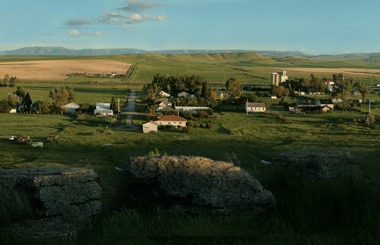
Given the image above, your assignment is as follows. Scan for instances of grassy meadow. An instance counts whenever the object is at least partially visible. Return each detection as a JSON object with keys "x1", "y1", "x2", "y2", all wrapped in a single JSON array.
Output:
[{"x1": 0, "y1": 53, "x2": 380, "y2": 243}]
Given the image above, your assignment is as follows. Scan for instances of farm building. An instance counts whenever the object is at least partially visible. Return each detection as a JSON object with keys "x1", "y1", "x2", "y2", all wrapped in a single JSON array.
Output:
[
  {"x1": 270, "y1": 70, "x2": 288, "y2": 86},
  {"x1": 94, "y1": 103, "x2": 114, "y2": 116},
  {"x1": 155, "y1": 115, "x2": 187, "y2": 128},
  {"x1": 157, "y1": 98, "x2": 173, "y2": 112},
  {"x1": 246, "y1": 102, "x2": 266, "y2": 113},
  {"x1": 62, "y1": 102, "x2": 80, "y2": 114},
  {"x1": 175, "y1": 106, "x2": 210, "y2": 113},
  {"x1": 143, "y1": 121, "x2": 158, "y2": 133},
  {"x1": 317, "y1": 99, "x2": 334, "y2": 110},
  {"x1": 177, "y1": 92, "x2": 191, "y2": 98}
]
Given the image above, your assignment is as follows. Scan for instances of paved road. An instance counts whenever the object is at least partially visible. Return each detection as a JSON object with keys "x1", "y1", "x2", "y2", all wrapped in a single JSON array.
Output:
[{"x1": 116, "y1": 90, "x2": 145, "y2": 131}]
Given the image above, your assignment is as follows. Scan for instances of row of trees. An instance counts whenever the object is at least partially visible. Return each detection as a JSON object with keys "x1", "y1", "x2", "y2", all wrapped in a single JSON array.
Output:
[
  {"x1": 0, "y1": 74, "x2": 18, "y2": 87},
  {"x1": 0, "y1": 86, "x2": 75, "y2": 114},
  {"x1": 272, "y1": 73, "x2": 369, "y2": 102},
  {"x1": 143, "y1": 74, "x2": 243, "y2": 104}
]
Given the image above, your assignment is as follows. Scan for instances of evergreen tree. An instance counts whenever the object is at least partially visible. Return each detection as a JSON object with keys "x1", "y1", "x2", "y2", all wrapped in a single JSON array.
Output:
[
  {"x1": 21, "y1": 92, "x2": 32, "y2": 113},
  {"x1": 201, "y1": 81, "x2": 209, "y2": 99}
]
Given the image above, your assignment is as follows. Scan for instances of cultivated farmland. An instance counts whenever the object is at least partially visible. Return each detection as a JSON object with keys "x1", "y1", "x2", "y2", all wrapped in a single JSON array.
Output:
[{"x1": 0, "y1": 59, "x2": 130, "y2": 81}]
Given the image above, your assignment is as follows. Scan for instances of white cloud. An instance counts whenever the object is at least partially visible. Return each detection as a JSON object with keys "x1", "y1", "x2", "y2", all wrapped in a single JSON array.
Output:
[
  {"x1": 127, "y1": 13, "x2": 167, "y2": 23},
  {"x1": 65, "y1": 0, "x2": 166, "y2": 35},
  {"x1": 68, "y1": 29, "x2": 103, "y2": 37},
  {"x1": 118, "y1": 0, "x2": 163, "y2": 13}
]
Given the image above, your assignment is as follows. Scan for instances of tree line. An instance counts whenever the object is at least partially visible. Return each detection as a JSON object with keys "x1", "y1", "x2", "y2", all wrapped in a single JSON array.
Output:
[
  {"x1": 0, "y1": 86, "x2": 75, "y2": 114},
  {"x1": 271, "y1": 73, "x2": 369, "y2": 103},
  {"x1": 143, "y1": 74, "x2": 242, "y2": 103}
]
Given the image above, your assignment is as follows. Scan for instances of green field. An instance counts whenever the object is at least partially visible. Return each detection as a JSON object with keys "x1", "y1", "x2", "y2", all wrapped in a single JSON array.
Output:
[{"x1": 0, "y1": 53, "x2": 380, "y2": 243}]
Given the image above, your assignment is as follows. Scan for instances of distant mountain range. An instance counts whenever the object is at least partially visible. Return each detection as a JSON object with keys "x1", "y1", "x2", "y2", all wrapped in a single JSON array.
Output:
[
  {"x1": 0, "y1": 46, "x2": 308, "y2": 57},
  {"x1": 1, "y1": 47, "x2": 379, "y2": 60}
]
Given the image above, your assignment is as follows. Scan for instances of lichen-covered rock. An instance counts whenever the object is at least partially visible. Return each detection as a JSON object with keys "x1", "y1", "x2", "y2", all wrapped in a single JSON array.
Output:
[
  {"x1": 128, "y1": 156, "x2": 275, "y2": 214},
  {"x1": 5, "y1": 218, "x2": 76, "y2": 243},
  {"x1": 0, "y1": 167, "x2": 101, "y2": 242},
  {"x1": 275, "y1": 150, "x2": 361, "y2": 179}
]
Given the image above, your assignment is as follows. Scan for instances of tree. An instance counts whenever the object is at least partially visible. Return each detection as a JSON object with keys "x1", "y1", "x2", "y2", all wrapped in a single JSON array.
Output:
[
  {"x1": 208, "y1": 88, "x2": 217, "y2": 100},
  {"x1": 333, "y1": 79, "x2": 352, "y2": 105},
  {"x1": 0, "y1": 100, "x2": 10, "y2": 113},
  {"x1": 49, "y1": 86, "x2": 74, "y2": 114},
  {"x1": 9, "y1": 76, "x2": 17, "y2": 87},
  {"x1": 143, "y1": 82, "x2": 162, "y2": 105},
  {"x1": 271, "y1": 86, "x2": 289, "y2": 98},
  {"x1": 39, "y1": 101, "x2": 50, "y2": 114},
  {"x1": 354, "y1": 82, "x2": 368, "y2": 101},
  {"x1": 21, "y1": 92, "x2": 33, "y2": 113},
  {"x1": 66, "y1": 86, "x2": 75, "y2": 102},
  {"x1": 15, "y1": 86, "x2": 26, "y2": 100},
  {"x1": 110, "y1": 97, "x2": 117, "y2": 113},
  {"x1": 3, "y1": 74, "x2": 9, "y2": 87},
  {"x1": 183, "y1": 75, "x2": 202, "y2": 94},
  {"x1": 225, "y1": 78, "x2": 241, "y2": 99},
  {"x1": 201, "y1": 81, "x2": 209, "y2": 99}
]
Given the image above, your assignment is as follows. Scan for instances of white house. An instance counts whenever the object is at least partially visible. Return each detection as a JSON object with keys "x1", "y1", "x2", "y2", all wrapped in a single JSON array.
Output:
[
  {"x1": 94, "y1": 103, "x2": 114, "y2": 116},
  {"x1": 157, "y1": 98, "x2": 174, "y2": 112},
  {"x1": 62, "y1": 102, "x2": 80, "y2": 114},
  {"x1": 246, "y1": 102, "x2": 266, "y2": 113},
  {"x1": 142, "y1": 121, "x2": 158, "y2": 133},
  {"x1": 9, "y1": 108, "x2": 17, "y2": 114},
  {"x1": 155, "y1": 115, "x2": 187, "y2": 128}
]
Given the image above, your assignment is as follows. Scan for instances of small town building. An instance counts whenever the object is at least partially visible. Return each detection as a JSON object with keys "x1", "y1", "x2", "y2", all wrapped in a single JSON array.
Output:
[
  {"x1": 270, "y1": 70, "x2": 288, "y2": 86},
  {"x1": 175, "y1": 106, "x2": 210, "y2": 113},
  {"x1": 62, "y1": 102, "x2": 80, "y2": 114},
  {"x1": 155, "y1": 115, "x2": 187, "y2": 128},
  {"x1": 177, "y1": 91, "x2": 191, "y2": 98},
  {"x1": 157, "y1": 98, "x2": 174, "y2": 112},
  {"x1": 246, "y1": 102, "x2": 266, "y2": 113},
  {"x1": 142, "y1": 121, "x2": 158, "y2": 133},
  {"x1": 159, "y1": 91, "x2": 171, "y2": 98},
  {"x1": 94, "y1": 103, "x2": 114, "y2": 116},
  {"x1": 317, "y1": 99, "x2": 334, "y2": 110}
]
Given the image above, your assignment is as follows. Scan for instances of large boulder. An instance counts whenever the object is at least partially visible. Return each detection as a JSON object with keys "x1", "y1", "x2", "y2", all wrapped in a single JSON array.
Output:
[
  {"x1": 0, "y1": 167, "x2": 102, "y2": 242},
  {"x1": 275, "y1": 150, "x2": 361, "y2": 179},
  {"x1": 128, "y1": 156, "x2": 275, "y2": 214}
]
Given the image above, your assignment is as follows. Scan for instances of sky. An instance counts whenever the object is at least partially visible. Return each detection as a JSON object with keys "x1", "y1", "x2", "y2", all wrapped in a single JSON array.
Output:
[{"x1": 0, "y1": 0, "x2": 379, "y2": 54}]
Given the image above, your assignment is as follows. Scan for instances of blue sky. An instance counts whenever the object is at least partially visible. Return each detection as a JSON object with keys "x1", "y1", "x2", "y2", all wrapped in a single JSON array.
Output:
[{"x1": 0, "y1": 0, "x2": 379, "y2": 54}]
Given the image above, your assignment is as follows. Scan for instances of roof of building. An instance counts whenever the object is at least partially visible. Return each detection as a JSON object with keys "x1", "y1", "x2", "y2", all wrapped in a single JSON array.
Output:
[
  {"x1": 144, "y1": 121, "x2": 158, "y2": 126},
  {"x1": 156, "y1": 115, "x2": 187, "y2": 122},
  {"x1": 318, "y1": 99, "x2": 334, "y2": 104},
  {"x1": 246, "y1": 102, "x2": 266, "y2": 107},
  {"x1": 63, "y1": 102, "x2": 80, "y2": 108}
]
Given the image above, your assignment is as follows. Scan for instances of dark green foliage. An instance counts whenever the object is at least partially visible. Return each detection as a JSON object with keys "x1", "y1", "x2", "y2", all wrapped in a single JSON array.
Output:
[
  {"x1": 21, "y1": 92, "x2": 32, "y2": 113},
  {"x1": 225, "y1": 77, "x2": 241, "y2": 98},
  {"x1": 15, "y1": 86, "x2": 26, "y2": 100},
  {"x1": 0, "y1": 100, "x2": 10, "y2": 113}
]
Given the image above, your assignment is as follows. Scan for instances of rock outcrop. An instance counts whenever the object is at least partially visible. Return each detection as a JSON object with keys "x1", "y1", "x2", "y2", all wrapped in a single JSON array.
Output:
[
  {"x1": 0, "y1": 167, "x2": 101, "y2": 242},
  {"x1": 275, "y1": 150, "x2": 361, "y2": 179},
  {"x1": 128, "y1": 156, "x2": 275, "y2": 214}
]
